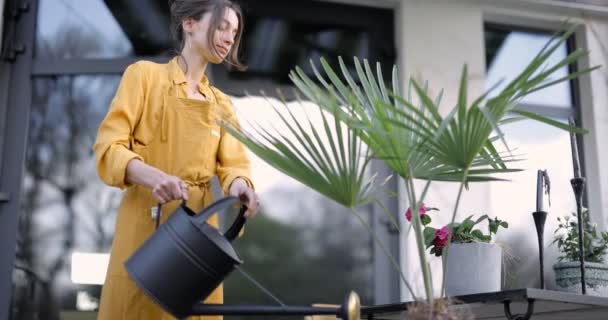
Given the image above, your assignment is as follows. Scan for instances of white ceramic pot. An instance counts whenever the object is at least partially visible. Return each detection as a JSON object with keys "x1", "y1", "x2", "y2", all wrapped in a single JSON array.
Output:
[{"x1": 445, "y1": 242, "x2": 502, "y2": 296}]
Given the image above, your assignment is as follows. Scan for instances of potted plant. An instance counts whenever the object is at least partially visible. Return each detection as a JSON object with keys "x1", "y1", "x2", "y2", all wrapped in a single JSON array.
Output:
[
  {"x1": 222, "y1": 23, "x2": 597, "y2": 318},
  {"x1": 552, "y1": 208, "x2": 608, "y2": 296},
  {"x1": 408, "y1": 205, "x2": 508, "y2": 296}
]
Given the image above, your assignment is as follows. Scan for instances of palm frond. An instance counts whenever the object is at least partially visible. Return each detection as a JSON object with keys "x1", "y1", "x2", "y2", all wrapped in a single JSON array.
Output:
[{"x1": 221, "y1": 94, "x2": 373, "y2": 209}]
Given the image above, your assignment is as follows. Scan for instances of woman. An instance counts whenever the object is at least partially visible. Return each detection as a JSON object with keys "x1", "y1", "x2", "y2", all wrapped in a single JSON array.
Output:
[{"x1": 93, "y1": 1, "x2": 257, "y2": 319}]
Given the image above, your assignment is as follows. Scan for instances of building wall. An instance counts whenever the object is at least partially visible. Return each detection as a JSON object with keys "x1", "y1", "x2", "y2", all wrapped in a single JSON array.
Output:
[
  {"x1": 395, "y1": 0, "x2": 490, "y2": 300},
  {"x1": 390, "y1": 0, "x2": 608, "y2": 300},
  {"x1": 577, "y1": 18, "x2": 608, "y2": 230}
]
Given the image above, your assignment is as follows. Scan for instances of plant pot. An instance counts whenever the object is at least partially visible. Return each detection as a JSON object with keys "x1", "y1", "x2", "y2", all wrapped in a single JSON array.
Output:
[
  {"x1": 445, "y1": 242, "x2": 502, "y2": 296},
  {"x1": 405, "y1": 300, "x2": 473, "y2": 320},
  {"x1": 553, "y1": 261, "x2": 608, "y2": 296}
]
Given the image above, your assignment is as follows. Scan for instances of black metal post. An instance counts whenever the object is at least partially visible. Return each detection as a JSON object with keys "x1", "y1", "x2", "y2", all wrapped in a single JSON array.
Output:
[
  {"x1": 533, "y1": 169, "x2": 550, "y2": 289},
  {"x1": 0, "y1": 2, "x2": 38, "y2": 319},
  {"x1": 532, "y1": 211, "x2": 547, "y2": 289},
  {"x1": 570, "y1": 177, "x2": 586, "y2": 294}
]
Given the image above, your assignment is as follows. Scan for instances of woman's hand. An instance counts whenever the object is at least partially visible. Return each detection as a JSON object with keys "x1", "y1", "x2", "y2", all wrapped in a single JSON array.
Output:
[
  {"x1": 229, "y1": 178, "x2": 258, "y2": 218},
  {"x1": 151, "y1": 174, "x2": 188, "y2": 204},
  {"x1": 126, "y1": 159, "x2": 188, "y2": 204}
]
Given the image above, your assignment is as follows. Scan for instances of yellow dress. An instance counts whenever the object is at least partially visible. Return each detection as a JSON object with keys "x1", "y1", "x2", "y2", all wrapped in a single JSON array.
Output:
[{"x1": 93, "y1": 57, "x2": 253, "y2": 320}]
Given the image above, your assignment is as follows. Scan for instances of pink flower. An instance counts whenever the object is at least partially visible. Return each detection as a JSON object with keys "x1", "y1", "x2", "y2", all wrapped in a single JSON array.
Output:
[
  {"x1": 405, "y1": 203, "x2": 427, "y2": 222},
  {"x1": 433, "y1": 226, "x2": 450, "y2": 249}
]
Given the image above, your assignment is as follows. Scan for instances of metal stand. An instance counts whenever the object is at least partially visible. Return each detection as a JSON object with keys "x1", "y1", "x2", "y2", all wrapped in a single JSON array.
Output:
[
  {"x1": 532, "y1": 211, "x2": 547, "y2": 289},
  {"x1": 533, "y1": 169, "x2": 550, "y2": 290},
  {"x1": 571, "y1": 177, "x2": 587, "y2": 294},
  {"x1": 360, "y1": 288, "x2": 608, "y2": 320},
  {"x1": 504, "y1": 299, "x2": 535, "y2": 320}
]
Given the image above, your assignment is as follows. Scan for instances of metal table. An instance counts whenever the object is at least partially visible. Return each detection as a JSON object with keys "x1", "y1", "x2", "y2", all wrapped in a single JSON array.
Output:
[{"x1": 361, "y1": 289, "x2": 608, "y2": 320}]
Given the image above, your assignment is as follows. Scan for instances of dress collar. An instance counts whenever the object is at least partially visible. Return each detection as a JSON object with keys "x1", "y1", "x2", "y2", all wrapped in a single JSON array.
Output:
[{"x1": 168, "y1": 56, "x2": 210, "y2": 88}]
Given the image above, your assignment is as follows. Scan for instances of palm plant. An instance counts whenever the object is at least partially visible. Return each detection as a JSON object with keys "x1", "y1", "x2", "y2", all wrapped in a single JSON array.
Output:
[
  {"x1": 221, "y1": 94, "x2": 416, "y2": 295},
  {"x1": 222, "y1": 23, "x2": 598, "y2": 306}
]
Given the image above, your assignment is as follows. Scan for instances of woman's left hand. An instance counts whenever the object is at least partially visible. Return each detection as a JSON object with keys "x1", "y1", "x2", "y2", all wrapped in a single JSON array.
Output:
[{"x1": 229, "y1": 178, "x2": 258, "y2": 218}]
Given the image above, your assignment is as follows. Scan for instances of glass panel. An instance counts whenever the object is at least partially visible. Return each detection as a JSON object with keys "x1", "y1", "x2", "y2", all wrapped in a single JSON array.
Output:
[
  {"x1": 233, "y1": 17, "x2": 371, "y2": 84},
  {"x1": 489, "y1": 120, "x2": 577, "y2": 289},
  {"x1": 225, "y1": 96, "x2": 374, "y2": 309},
  {"x1": 485, "y1": 25, "x2": 579, "y2": 289},
  {"x1": 36, "y1": 0, "x2": 132, "y2": 58},
  {"x1": 485, "y1": 27, "x2": 573, "y2": 109},
  {"x1": 14, "y1": 75, "x2": 121, "y2": 319},
  {"x1": 36, "y1": 0, "x2": 175, "y2": 58}
]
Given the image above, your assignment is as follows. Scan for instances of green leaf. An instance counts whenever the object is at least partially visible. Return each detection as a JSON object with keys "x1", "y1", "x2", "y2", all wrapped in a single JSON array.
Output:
[
  {"x1": 474, "y1": 214, "x2": 489, "y2": 225},
  {"x1": 457, "y1": 65, "x2": 468, "y2": 126},
  {"x1": 421, "y1": 214, "x2": 432, "y2": 226},
  {"x1": 460, "y1": 216, "x2": 475, "y2": 233},
  {"x1": 470, "y1": 230, "x2": 489, "y2": 242},
  {"x1": 510, "y1": 109, "x2": 588, "y2": 134},
  {"x1": 424, "y1": 227, "x2": 437, "y2": 248},
  {"x1": 489, "y1": 219, "x2": 499, "y2": 234}
]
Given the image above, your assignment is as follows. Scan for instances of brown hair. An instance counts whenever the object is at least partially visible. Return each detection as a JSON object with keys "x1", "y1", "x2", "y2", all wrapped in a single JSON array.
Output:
[{"x1": 169, "y1": 0, "x2": 246, "y2": 71}]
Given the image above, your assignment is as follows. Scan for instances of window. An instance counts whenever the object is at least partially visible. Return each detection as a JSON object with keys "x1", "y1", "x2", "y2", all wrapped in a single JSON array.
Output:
[
  {"x1": 36, "y1": 0, "x2": 136, "y2": 58},
  {"x1": 12, "y1": 0, "x2": 395, "y2": 317},
  {"x1": 484, "y1": 24, "x2": 580, "y2": 289},
  {"x1": 214, "y1": 0, "x2": 395, "y2": 96}
]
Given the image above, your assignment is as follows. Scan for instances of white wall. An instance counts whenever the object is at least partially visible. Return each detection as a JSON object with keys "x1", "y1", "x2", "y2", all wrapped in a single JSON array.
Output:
[
  {"x1": 390, "y1": 0, "x2": 608, "y2": 300},
  {"x1": 577, "y1": 19, "x2": 608, "y2": 231},
  {"x1": 395, "y1": 0, "x2": 490, "y2": 300}
]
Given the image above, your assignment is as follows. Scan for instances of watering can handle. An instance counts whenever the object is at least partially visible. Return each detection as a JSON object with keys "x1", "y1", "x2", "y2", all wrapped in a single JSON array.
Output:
[
  {"x1": 223, "y1": 204, "x2": 247, "y2": 242},
  {"x1": 154, "y1": 197, "x2": 247, "y2": 241},
  {"x1": 193, "y1": 196, "x2": 247, "y2": 242}
]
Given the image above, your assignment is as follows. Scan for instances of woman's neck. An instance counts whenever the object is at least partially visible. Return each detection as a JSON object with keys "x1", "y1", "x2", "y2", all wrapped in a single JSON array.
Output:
[{"x1": 178, "y1": 47, "x2": 208, "y2": 86}]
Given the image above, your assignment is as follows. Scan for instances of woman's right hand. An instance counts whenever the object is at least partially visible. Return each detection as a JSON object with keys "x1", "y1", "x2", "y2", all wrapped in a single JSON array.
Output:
[
  {"x1": 126, "y1": 159, "x2": 188, "y2": 203},
  {"x1": 151, "y1": 174, "x2": 188, "y2": 204}
]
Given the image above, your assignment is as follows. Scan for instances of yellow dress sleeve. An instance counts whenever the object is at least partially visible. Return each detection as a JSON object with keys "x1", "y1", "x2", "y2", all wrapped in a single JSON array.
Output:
[
  {"x1": 212, "y1": 88, "x2": 255, "y2": 195},
  {"x1": 93, "y1": 63, "x2": 146, "y2": 189}
]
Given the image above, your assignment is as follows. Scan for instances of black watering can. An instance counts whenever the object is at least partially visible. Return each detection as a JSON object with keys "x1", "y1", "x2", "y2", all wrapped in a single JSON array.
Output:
[
  {"x1": 125, "y1": 196, "x2": 361, "y2": 320},
  {"x1": 125, "y1": 196, "x2": 246, "y2": 318}
]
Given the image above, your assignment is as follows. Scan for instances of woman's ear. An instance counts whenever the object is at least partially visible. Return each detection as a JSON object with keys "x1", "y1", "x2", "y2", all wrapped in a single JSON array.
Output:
[{"x1": 182, "y1": 17, "x2": 196, "y2": 33}]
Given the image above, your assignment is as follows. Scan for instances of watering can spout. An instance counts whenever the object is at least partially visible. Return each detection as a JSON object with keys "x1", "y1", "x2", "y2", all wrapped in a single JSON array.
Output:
[{"x1": 189, "y1": 291, "x2": 362, "y2": 319}]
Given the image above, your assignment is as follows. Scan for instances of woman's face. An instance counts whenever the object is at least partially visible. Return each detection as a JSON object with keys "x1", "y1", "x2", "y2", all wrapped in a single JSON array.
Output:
[{"x1": 184, "y1": 8, "x2": 239, "y2": 64}]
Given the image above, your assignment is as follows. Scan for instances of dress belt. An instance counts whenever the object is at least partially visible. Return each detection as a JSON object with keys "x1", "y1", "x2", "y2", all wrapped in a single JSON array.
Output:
[{"x1": 185, "y1": 179, "x2": 211, "y2": 189}]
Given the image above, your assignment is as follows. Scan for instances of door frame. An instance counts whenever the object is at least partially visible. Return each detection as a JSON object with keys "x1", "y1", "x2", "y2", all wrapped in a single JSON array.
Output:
[{"x1": 0, "y1": 0, "x2": 38, "y2": 319}]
